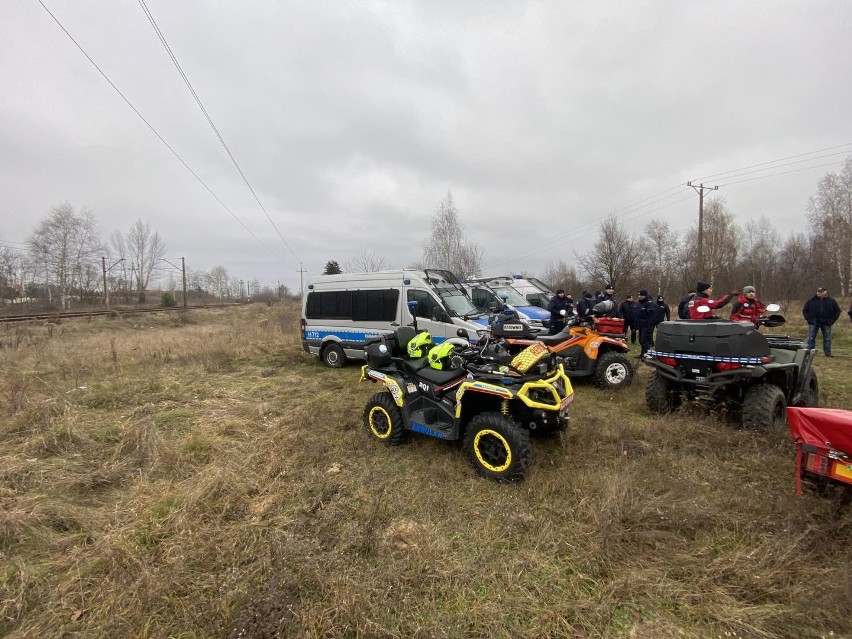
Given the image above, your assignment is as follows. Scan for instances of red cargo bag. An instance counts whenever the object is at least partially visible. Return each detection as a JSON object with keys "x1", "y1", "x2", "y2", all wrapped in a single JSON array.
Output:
[{"x1": 593, "y1": 317, "x2": 625, "y2": 337}]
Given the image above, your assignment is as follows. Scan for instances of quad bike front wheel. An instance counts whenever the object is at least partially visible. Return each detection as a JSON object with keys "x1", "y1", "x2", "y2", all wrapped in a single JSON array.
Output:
[
  {"x1": 364, "y1": 392, "x2": 406, "y2": 446},
  {"x1": 463, "y1": 412, "x2": 532, "y2": 482},
  {"x1": 741, "y1": 384, "x2": 786, "y2": 431},
  {"x1": 593, "y1": 351, "x2": 634, "y2": 390},
  {"x1": 645, "y1": 371, "x2": 681, "y2": 414}
]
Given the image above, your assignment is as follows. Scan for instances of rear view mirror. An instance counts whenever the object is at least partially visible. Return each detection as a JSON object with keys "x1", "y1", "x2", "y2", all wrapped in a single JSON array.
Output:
[{"x1": 765, "y1": 303, "x2": 781, "y2": 313}]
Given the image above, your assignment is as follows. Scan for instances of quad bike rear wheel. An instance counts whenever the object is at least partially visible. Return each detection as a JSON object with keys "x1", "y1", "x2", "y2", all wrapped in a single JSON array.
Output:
[
  {"x1": 741, "y1": 384, "x2": 786, "y2": 431},
  {"x1": 796, "y1": 371, "x2": 819, "y2": 407},
  {"x1": 463, "y1": 412, "x2": 531, "y2": 482},
  {"x1": 645, "y1": 371, "x2": 681, "y2": 413},
  {"x1": 594, "y1": 351, "x2": 634, "y2": 390},
  {"x1": 364, "y1": 392, "x2": 406, "y2": 445}
]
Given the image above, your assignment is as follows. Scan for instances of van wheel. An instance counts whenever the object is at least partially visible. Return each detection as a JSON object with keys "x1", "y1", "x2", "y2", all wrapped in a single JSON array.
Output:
[
  {"x1": 463, "y1": 413, "x2": 531, "y2": 482},
  {"x1": 593, "y1": 351, "x2": 633, "y2": 389},
  {"x1": 741, "y1": 384, "x2": 786, "y2": 431},
  {"x1": 321, "y1": 343, "x2": 346, "y2": 368},
  {"x1": 364, "y1": 392, "x2": 406, "y2": 445}
]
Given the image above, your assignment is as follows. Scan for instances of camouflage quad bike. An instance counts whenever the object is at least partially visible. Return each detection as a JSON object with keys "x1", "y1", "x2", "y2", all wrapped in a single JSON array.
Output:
[
  {"x1": 643, "y1": 306, "x2": 818, "y2": 429},
  {"x1": 360, "y1": 326, "x2": 575, "y2": 481}
]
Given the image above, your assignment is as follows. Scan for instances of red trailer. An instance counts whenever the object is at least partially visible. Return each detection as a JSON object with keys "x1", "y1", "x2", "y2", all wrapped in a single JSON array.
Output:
[{"x1": 787, "y1": 407, "x2": 852, "y2": 495}]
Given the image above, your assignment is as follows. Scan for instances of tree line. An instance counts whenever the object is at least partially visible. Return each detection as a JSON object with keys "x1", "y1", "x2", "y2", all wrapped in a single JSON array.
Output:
[
  {"x1": 0, "y1": 202, "x2": 282, "y2": 308},
  {"x1": 326, "y1": 158, "x2": 851, "y2": 304}
]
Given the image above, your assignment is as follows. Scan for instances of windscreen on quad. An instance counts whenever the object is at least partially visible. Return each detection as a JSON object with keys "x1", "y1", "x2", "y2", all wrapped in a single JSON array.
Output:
[{"x1": 655, "y1": 320, "x2": 770, "y2": 358}]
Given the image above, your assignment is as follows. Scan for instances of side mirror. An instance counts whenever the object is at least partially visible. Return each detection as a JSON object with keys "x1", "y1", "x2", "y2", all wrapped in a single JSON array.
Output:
[
  {"x1": 457, "y1": 328, "x2": 469, "y2": 339},
  {"x1": 696, "y1": 305, "x2": 711, "y2": 313},
  {"x1": 765, "y1": 303, "x2": 781, "y2": 313}
]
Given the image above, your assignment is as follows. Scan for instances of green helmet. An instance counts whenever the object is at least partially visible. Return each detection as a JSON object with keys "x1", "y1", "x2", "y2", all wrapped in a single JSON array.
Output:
[
  {"x1": 407, "y1": 331, "x2": 433, "y2": 358},
  {"x1": 427, "y1": 341, "x2": 456, "y2": 370}
]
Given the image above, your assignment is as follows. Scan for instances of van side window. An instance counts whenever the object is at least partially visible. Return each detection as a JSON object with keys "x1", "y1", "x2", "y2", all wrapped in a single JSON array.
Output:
[
  {"x1": 352, "y1": 289, "x2": 399, "y2": 322},
  {"x1": 306, "y1": 291, "x2": 352, "y2": 319},
  {"x1": 407, "y1": 290, "x2": 440, "y2": 320}
]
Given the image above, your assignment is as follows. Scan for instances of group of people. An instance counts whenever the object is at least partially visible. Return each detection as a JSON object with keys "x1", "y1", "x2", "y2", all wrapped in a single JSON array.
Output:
[{"x1": 546, "y1": 281, "x2": 849, "y2": 358}]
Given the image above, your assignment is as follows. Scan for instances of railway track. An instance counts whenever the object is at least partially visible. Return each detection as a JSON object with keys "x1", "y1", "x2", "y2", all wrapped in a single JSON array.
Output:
[{"x1": 0, "y1": 303, "x2": 249, "y2": 324}]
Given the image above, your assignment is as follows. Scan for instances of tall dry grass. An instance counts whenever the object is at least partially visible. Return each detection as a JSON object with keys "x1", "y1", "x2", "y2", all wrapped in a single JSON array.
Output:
[{"x1": 0, "y1": 303, "x2": 850, "y2": 638}]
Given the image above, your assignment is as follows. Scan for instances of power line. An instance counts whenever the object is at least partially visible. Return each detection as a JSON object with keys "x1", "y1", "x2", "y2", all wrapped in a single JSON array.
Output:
[
  {"x1": 716, "y1": 159, "x2": 847, "y2": 187},
  {"x1": 692, "y1": 142, "x2": 852, "y2": 182},
  {"x1": 36, "y1": 0, "x2": 294, "y2": 271},
  {"x1": 137, "y1": 0, "x2": 301, "y2": 266}
]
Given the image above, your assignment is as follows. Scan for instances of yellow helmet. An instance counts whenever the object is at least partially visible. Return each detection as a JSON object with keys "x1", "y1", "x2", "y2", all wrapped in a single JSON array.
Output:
[
  {"x1": 407, "y1": 331, "x2": 433, "y2": 358},
  {"x1": 427, "y1": 341, "x2": 456, "y2": 370}
]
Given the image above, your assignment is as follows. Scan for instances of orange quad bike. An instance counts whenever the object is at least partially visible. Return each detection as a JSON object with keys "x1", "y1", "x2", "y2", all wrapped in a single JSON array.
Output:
[{"x1": 483, "y1": 300, "x2": 634, "y2": 390}]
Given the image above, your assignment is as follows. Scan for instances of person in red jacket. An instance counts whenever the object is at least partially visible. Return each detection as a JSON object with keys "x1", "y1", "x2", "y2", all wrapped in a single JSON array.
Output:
[
  {"x1": 729, "y1": 285, "x2": 766, "y2": 325},
  {"x1": 688, "y1": 281, "x2": 738, "y2": 319}
]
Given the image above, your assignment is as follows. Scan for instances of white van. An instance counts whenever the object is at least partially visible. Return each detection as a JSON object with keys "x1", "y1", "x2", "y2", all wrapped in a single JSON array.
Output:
[
  {"x1": 300, "y1": 269, "x2": 489, "y2": 367},
  {"x1": 475, "y1": 275, "x2": 555, "y2": 309}
]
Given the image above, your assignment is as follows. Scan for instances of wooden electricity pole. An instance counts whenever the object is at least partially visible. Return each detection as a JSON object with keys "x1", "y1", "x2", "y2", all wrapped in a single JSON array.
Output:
[{"x1": 687, "y1": 181, "x2": 719, "y2": 276}]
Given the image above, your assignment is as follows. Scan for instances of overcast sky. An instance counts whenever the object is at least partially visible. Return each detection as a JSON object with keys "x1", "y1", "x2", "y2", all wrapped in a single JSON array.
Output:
[{"x1": 2, "y1": 1, "x2": 851, "y2": 292}]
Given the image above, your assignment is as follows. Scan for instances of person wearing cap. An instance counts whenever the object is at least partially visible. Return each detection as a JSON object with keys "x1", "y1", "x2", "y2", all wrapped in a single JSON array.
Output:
[
  {"x1": 547, "y1": 289, "x2": 573, "y2": 334},
  {"x1": 635, "y1": 289, "x2": 658, "y2": 356},
  {"x1": 802, "y1": 287, "x2": 841, "y2": 356},
  {"x1": 688, "y1": 281, "x2": 739, "y2": 320},
  {"x1": 618, "y1": 294, "x2": 638, "y2": 343},
  {"x1": 654, "y1": 295, "x2": 671, "y2": 324},
  {"x1": 600, "y1": 283, "x2": 620, "y2": 318},
  {"x1": 730, "y1": 285, "x2": 766, "y2": 326},
  {"x1": 577, "y1": 290, "x2": 595, "y2": 317},
  {"x1": 677, "y1": 289, "x2": 696, "y2": 319}
]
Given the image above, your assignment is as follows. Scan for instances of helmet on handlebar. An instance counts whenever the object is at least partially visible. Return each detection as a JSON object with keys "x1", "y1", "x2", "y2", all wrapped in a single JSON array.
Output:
[
  {"x1": 427, "y1": 341, "x2": 456, "y2": 370},
  {"x1": 591, "y1": 299, "x2": 614, "y2": 316},
  {"x1": 407, "y1": 331, "x2": 433, "y2": 358}
]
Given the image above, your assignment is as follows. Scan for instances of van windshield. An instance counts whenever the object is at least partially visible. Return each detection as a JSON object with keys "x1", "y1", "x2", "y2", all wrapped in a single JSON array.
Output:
[
  {"x1": 527, "y1": 277, "x2": 555, "y2": 296},
  {"x1": 490, "y1": 286, "x2": 529, "y2": 307},
  {"x1": 438, "y1": 289, "x2": 480, "y2": 318}
]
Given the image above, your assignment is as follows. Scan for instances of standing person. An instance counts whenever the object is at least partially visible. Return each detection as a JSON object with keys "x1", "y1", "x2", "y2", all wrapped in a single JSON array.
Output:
[
  {"x1": 618, "y1": 294, "x2": 638, "y2": 343},
  {"x1": 730, "y1": 285, "x2": 766, "y2": 326},
  {"x1": 688, "y1": 281, "x2": 739, "y2": 319},
  {"x1": 678, "y1": 289, "x2": 696, "y2": 319},
  {"x1": 635, "y1": 289, "x2": 657, "y2": 357},
  {"x1": 802, "y1": 287, "x2": 841, "y2": 356},
  {"x1": 848, "y1": 302, "x2": 852, "y2": 323},
  {"x1": 547, "y1": 289, "x2": 573, "y2": 334},
  {"x1": 577, "y1": 290, "x2": 595, "y2": 317},
  {"x1": 600, "y1": 283, "x2": 619, "y2": 317},
  {"x1": 655, "y1": 295, "x2": 671, "y2": 324}
]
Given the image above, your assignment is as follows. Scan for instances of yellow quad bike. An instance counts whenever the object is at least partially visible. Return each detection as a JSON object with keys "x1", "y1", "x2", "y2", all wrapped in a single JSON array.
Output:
[{"x1": 360, "y1": 326, "x2": 574, "y2": 482}]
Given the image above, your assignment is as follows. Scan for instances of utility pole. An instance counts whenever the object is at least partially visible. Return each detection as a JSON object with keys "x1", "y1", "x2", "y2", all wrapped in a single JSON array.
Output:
[
  {"x1": 296, "y1": 262, "x2": 307, "y2": 300},
  {"x1": 181, "y1": 257, "x2": 187, "y2": 309},
  {"x1": 687, "y1": 181, "x2": 719, "y2": 276},
  {"x1": 102, "y1": 257, "x2": 109, "y2": 310}
]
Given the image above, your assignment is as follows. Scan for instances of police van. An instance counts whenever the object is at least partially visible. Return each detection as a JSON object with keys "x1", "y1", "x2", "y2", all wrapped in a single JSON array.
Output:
[
  {"x1": 301, "y1": 269, "x2": 489, "y2": 367},
  {"x1": 474, "y1": 275, "x2": 555, "y2": 309},
  {"x1": 463, "y1": 281, "x2": 550, "y2": 332}
]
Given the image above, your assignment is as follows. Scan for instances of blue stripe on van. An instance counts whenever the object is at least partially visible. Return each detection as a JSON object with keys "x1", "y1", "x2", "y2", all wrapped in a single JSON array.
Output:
[
  {"x1": 304, "y1": 329, "x2": 450, "y2": 344},
  {"x1": 519, "y1": 306, "x2": 550, "y2": 320}
]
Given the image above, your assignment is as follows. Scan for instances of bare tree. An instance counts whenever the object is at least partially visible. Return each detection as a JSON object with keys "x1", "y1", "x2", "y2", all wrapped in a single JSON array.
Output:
[
  {"x1": 807, "y1": 157, "x2": 852, "y2": 296},
  {"x1": 739, "y1": 216, "x2": 780, "y2": 295},
  {"x1": 207, "y1": 266, "x2": 229, "y2": 298},
  {"x1": 639, "y1": 218, "x2": 678, "y2": 296},
  {"x1": 681, "y1": 198, "x2": 741, "y2": 289},
  {"x1": 575, "y1": 213, "x2": 643, "y2": 292},
  {"x1": 540, "y1": 259, "x2": 581, "y2": 295},
  {"x1": 421, "y1": 192, "x2": 483, "y2": 278},
  {"x1": 346, "y1": 248, "x2": 388, "y2": 272},
  {"x1": 125, "y1": 220, "x2": 166, "y2": 302},
  {"x1": 26, "y1": 202, "x2": 102, "y2": 309}
]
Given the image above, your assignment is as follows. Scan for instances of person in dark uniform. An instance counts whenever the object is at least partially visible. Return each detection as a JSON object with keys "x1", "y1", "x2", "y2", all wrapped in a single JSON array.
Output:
[
  {"x1": 547, "y1": 289, "x2": 573, "y2": 334},
  {"x1": 635, "y1": 289, "x2": 657, "y2": 357},
  {"x1": 803, "y1": 287, "x2": 841, "y2": 356},
  {"x1": 577, "y1": 290, "x2": 595, "y2": 317},
  {"x1": 618, "y1": 294, "x2": 638, "y2": 343},
  {"x1": 655, "y1": 295, "x2": 671, "y2": 325}
]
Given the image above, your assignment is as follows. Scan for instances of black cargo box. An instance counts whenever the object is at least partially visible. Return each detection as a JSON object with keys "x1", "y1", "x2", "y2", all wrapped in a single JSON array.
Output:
[{"x1": 655, "y1": 320, "x2": 770, "y2": 358}]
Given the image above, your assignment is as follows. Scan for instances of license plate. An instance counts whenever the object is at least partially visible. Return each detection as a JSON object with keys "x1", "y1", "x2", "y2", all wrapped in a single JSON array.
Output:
[
  {"x1": 832, "y1": 461, "x2": 852, "y2": 482},
  {"x1": 560, "y1": 393, "x2": 575, "y2": 411}
]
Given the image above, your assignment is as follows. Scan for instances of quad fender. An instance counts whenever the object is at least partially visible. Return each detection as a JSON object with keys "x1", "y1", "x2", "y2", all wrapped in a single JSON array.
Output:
[
  {"x1": 360, "y1": 365, "x2": 406, "y2": 407},
  {"x1": 791, "y1": 348, "x2": 816, "y2": 404},
  {"x1": 584, "y1": 336, "x2": 627, "y2": 359}
]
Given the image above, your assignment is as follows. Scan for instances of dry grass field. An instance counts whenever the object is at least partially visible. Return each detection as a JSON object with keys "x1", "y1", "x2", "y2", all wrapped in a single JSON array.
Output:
[{"x1": 1, "y1": 302, "x2": 850, "y2": 639}]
